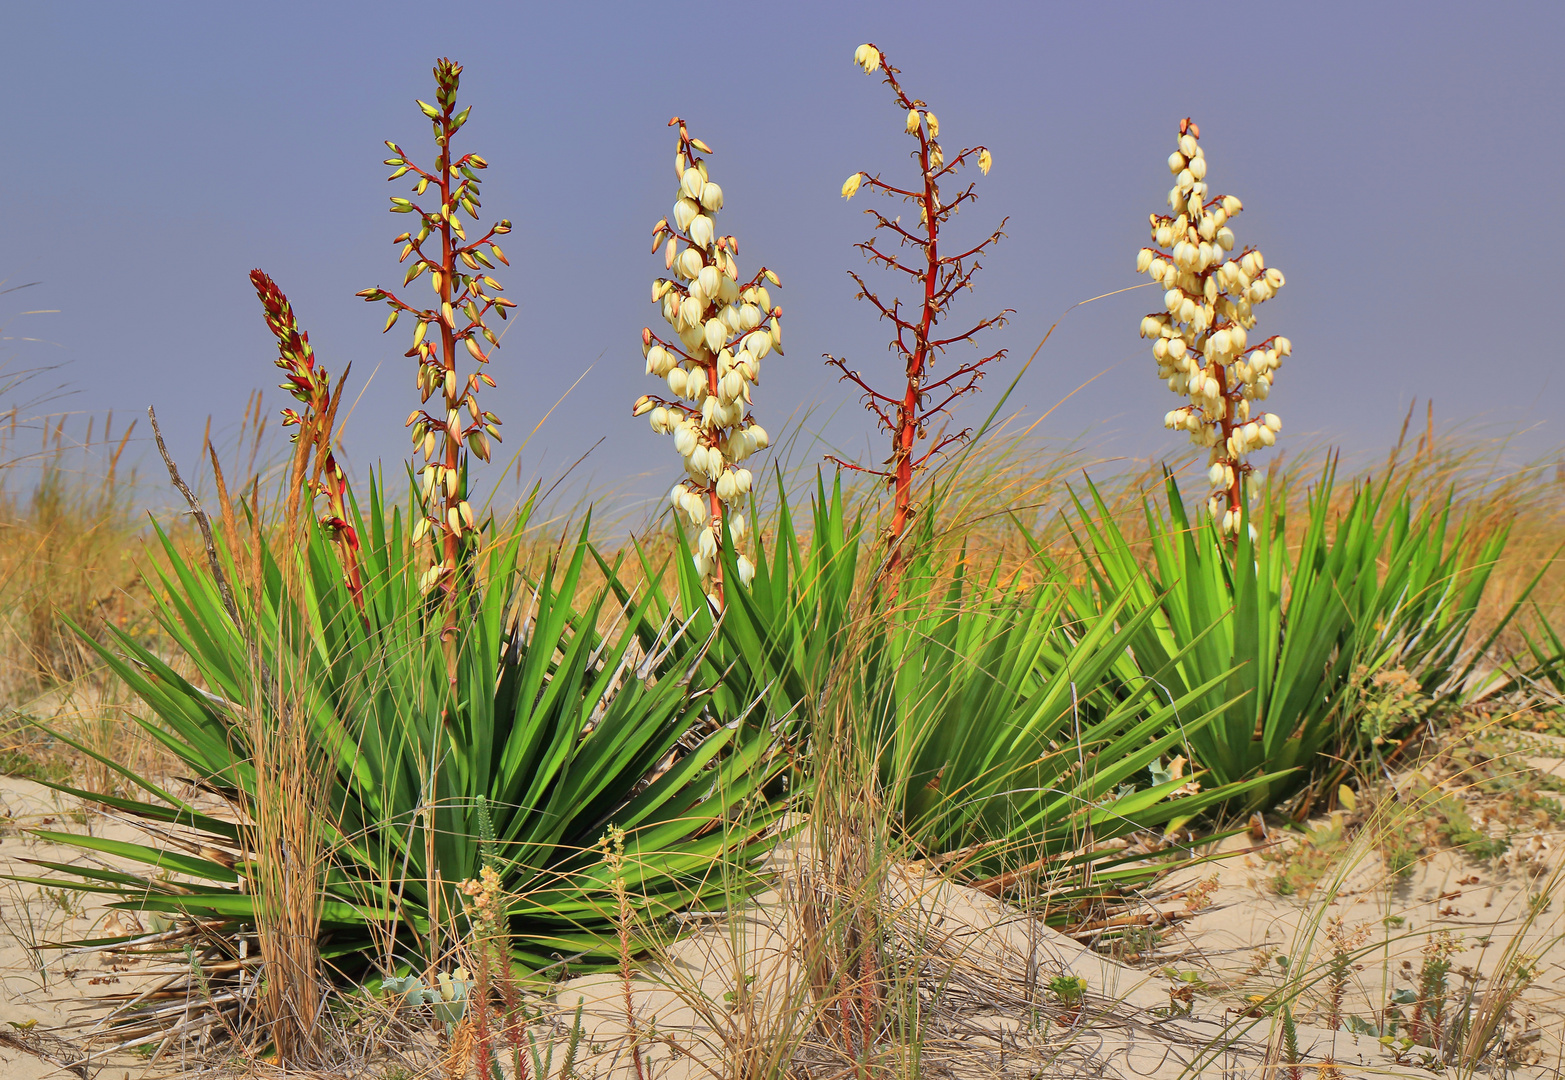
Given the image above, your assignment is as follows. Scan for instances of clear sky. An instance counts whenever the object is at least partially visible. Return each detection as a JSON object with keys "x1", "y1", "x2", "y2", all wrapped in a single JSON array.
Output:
[{"x1": 3, "y1": 1, "x2": 1562, "y2": 522}]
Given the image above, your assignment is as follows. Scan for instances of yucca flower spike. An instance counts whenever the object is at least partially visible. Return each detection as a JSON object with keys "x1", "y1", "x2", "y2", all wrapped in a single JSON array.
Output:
[
  {"x1": 638, "y1": 119, "x2": 777, "y2": 607},
  {"x1": 1138, "y1": 118, "x2": 1290, "y2": 535},
  {"x1": 357, "y1": 57, "x2": 513, "y2": 609}
]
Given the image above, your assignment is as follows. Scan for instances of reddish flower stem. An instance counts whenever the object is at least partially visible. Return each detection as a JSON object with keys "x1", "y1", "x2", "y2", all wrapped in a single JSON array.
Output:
[
  {"x1": 830, "y1": 47, "x2": 1009, "y2": 588},
  {"x1": 249, "y1": 270, "x2": 364, "y2": 605}
]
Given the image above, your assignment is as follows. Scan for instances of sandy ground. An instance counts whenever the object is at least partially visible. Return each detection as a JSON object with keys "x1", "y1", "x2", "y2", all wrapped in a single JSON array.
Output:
[
  {"x1": 0, "y1": 776, "x2": 186, "y2": 1078},
  {"x1": 0, "y1": 735, "x2": 1562, "y2": 1079}
]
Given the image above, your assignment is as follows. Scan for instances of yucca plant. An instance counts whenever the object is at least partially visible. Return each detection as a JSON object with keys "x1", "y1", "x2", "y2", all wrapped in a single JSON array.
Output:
[
  {"x1": 18, "y1": 482, "x2": 782, "y2": 978},
  {"x1": 860, "y1": 536, "x2": 1276, "y2": 894},
  {"x1": 14, "y1": 60, "x2": 785, "y2": 992},
  {"x1": 602, "y1": 469, "x2": 862, "y2": 743},
  {"x1": 621, "y1": 464, "x2": 1270, "y2": 903},
  {"x1": 1034, "y1": 461, "x2": 1539, "y2": 812}
]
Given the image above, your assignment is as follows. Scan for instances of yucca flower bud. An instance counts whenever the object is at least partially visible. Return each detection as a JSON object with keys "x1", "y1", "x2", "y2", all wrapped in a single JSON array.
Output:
[
  {"x1": 842, "y1": 173, "x2": 863, "y2": 199},
  {"x1": 689, "y1": 215, "x2": 715, "y2": 249},
  {"x1": 418, "y1": 565, "x2": 444, "y2": 594},
  {"x1": 854, "y1": 43, "x2": 881, "y2": 74},
  {"x1": 673, "y1": 197, "x2": 699, "y2": 233},
  {"x1": 905, "y1": 108, "x2": 921, "y2": 134}
]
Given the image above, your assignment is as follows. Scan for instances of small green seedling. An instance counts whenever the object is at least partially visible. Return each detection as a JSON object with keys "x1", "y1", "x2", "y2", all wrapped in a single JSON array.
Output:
[{"x1": 1048, "y1": 974, "x2": 1087, "y2": 1009}]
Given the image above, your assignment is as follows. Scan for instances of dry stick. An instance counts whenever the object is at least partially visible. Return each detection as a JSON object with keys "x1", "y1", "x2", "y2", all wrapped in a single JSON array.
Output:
[
  {"x1": 150, "y1": 405, "x2": 275, "y2": 703},
  {"x1": 149, "y1": 406, "x2": 241, "y2": 631}
]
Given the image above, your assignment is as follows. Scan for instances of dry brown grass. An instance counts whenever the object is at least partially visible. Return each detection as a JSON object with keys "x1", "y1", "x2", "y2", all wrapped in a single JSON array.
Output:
[{"x1": 0, "y1": 409, "x2": 181, "y2": 794}]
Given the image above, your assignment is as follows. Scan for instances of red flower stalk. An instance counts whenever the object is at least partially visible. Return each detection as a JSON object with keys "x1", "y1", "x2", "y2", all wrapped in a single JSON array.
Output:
[
  {"x1": 251, "y1": 269, "x2": 363, "y2": 603},
  {"x1": 828, "y1": 44, "x2": 1010, "y2": 580}
]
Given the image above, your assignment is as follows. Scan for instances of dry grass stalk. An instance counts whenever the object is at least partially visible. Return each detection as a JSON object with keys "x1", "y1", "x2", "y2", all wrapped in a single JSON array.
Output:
[
  {"x1": 249, "y1": 667, "x2": 326, "y2": 1065},
  {"x1": 150, "y1": 406, "x2": 328, "y2": 1067}
]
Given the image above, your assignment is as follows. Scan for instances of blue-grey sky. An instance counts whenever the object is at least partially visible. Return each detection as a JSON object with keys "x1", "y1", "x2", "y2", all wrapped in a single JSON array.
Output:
[{"x1": 3, "y1": 1, "x2": 1562, "y2": 520}]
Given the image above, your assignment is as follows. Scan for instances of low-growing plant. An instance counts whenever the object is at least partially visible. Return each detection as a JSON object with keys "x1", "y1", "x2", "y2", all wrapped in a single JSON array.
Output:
[
  {"x1": 1034, "y1": 458, "x2": 1535, "y2": 811},
  {"x1": 1408, "y1": 931, "x2": 1463, "y2": 1049},
  {"x1": 1354, "y1": 665, "x2": 1432, "y2": 747},
  {"x1": 1046, "y1": 974, "x2": 1086, "y2": 1009}
]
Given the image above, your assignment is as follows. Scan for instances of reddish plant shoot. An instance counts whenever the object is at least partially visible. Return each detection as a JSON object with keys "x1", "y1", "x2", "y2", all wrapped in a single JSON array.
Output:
[
  {"x1": 636, "y1": 119, "x2": 777, "y2": 609},
  {"x1": 1138, "y1": 118, "x2": 1290, "y2": 537},
  {"x1": 830, "y1": 43, "x2": 1009, "y2": 576},
  {"x1": 251, "y1": 269, "x2": 363, "y2": 603},
  {"x1": 357, "y1": 57, "x2": 513, "y2": 605}
]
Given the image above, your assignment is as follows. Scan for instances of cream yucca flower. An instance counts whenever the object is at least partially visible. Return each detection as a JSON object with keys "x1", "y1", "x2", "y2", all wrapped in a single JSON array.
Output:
[
  {"x1": 639, "y1": 119, "x2": 778, "y2": 605},
  {"x1": 1138, "y1": 119, "x2": 1289, "y2": 535}
]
